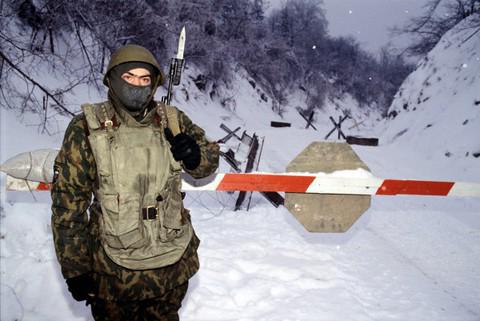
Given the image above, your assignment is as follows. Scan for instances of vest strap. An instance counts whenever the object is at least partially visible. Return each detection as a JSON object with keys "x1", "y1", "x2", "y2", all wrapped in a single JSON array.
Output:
[
  {"x1": 82, "y1": 103, "x2": 102, "y2": 130},
  {"x1": 99, "y1": 114, "x2": 119, "y2": 130},
  {"x1": 156, "y1": 103, "x2": 181, "y2": 136},
  {"x1": 82, "y1": 102, "x2": 120, "y2": 132},
  {"x1": 166, "y1": 105, "x2": 181, "y2": 136}
]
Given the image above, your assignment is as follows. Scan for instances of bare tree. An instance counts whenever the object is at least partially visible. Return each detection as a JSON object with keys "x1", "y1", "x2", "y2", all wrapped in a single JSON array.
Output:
[
  {"x1": 395, "y1": 0, "x2": 480, "y2": 56},
  {"x1": 1, "y1": 0, "x2": 416, "y2": 123},
  {"x1": 0, "y1": 0, "x2": 174, "y2": 127},
  {"x1": 1, "y1": 0, "x2": 110, "y2": 126}
]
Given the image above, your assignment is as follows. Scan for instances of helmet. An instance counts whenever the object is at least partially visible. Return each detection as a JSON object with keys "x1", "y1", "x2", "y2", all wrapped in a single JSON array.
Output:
[{"x1": 103, "y1": 44, "x2": 164, "y2": 86}]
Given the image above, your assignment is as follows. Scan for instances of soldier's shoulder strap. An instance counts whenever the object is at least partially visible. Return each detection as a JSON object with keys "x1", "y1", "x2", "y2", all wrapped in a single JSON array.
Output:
[
  {"x1": 157, "y1": 102, "x2": 181, "y2": 136},
  {"x1": 81, "y1": 103, "x2": 101, "y2": 130},
  {"x1": 81, "y1": 101, "x2": 118, "y2": 132}
]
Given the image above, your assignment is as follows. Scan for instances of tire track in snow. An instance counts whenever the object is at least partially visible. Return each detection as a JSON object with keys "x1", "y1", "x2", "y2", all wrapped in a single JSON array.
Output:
[{"x1": 363, "y1": 223, "x2": 479, "y2": 319}]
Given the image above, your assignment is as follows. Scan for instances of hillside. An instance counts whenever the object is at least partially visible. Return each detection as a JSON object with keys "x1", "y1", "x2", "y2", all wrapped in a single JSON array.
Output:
[{"x1": 368, "y1": 15, "x2": 480, "y2": 181}]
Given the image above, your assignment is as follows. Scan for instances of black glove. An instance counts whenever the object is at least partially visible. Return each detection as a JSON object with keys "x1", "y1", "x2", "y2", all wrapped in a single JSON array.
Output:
[
  {"x1": 66, "y1": 273, "x2": 96, "y2": 302},
  {"x1": 164, "y1": 128, "x2": 201, "y2": 170}
]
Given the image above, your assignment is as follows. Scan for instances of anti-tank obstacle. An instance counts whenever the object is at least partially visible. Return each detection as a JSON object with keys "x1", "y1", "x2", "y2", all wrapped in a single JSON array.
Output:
[{"x1": 218, "y1": 123, "x2": 284, "y2": 209}]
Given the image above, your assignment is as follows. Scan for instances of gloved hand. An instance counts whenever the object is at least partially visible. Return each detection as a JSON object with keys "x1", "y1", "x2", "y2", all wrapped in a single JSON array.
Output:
[
  {"x1": 164, "y1": 128, "x2": 201, "y2": 170},
  {"x1": 66, "y1": 273, "x2": 96, "y2": 302}
]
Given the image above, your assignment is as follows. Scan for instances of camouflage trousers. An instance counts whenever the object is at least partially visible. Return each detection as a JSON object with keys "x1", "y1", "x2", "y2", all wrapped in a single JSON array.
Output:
[{"x1": 90, "y1": 282, "x2": 188, "y2": 321}]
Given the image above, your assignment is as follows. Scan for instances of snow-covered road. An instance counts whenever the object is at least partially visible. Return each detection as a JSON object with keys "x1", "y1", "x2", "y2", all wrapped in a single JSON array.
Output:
[{"x1": 2, "y1": 194, "x2": 479, "y2": 320}]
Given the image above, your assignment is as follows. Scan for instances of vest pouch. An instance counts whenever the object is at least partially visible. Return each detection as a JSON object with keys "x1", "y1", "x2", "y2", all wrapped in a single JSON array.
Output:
[
  {"x1": 100, "y1": 193, "x2": 147, "y2": 249},
  {"x1": 163, "y1": 175, "x2": 183, "y2": 229},
  {"x1": 157, "y1": 174, "x2": 184, "y2": 242}
]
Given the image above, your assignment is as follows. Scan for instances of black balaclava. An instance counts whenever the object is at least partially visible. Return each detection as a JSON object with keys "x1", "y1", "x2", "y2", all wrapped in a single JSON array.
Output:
[{"x1": 108, "y1": 62, "x2": 158, "y2": 114}]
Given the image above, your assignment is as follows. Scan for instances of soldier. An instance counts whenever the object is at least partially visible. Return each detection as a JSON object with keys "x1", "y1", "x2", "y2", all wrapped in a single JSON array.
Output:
[{"x1": 51, "y1": 44, "x2": 219, "y2": 320}]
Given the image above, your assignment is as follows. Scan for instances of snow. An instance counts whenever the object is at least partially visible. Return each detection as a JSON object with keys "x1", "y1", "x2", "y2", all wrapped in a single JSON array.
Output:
[
  {"x1": 372, "y1": 15, "x2": 480, "y2": 182},
  {"x1": 1, "y1": 17, "x2": 480, "y2": 321}
]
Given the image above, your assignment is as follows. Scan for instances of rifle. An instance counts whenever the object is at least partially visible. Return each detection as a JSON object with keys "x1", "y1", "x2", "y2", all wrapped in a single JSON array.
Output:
[{"x1": 161, "y1": 27, "x2": 186, "y2": 105}]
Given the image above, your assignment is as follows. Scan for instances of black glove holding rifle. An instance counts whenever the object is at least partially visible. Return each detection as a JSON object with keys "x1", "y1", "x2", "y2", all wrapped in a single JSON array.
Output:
[{"x1": 164, "y1": 128, "x2": 201, "y2": 170}]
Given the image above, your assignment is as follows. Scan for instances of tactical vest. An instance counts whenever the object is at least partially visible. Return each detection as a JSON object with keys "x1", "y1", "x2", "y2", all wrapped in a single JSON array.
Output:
[{"x1": 81, "y1": 101, "x2": 192, "y2": 270}]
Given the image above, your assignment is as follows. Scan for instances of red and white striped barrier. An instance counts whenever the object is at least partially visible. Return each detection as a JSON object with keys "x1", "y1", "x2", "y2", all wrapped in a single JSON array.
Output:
[
  {"x1": 5, "y1": 177, "x2": 51, "y2": 191},
  {"x1": 7, "y1": 172, "x2": 480, "y2": 197},
  {"x1": 182, "y1": 172, "x2": 480, "y2": 197}
]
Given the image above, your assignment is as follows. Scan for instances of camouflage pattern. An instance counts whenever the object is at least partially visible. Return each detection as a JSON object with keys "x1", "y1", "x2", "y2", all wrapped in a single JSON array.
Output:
[
  {"x1": 51, "y1": 102, "x2": 219, "y2": 301},
  {"x1": 90, "y1": 282, "x2": 188, "y2": 321}
]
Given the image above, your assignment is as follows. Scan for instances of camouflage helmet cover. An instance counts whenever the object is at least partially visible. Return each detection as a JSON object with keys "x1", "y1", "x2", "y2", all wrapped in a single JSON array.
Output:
[{"x1": 103, "y1": 44, "x2": 164, "y2": 86}]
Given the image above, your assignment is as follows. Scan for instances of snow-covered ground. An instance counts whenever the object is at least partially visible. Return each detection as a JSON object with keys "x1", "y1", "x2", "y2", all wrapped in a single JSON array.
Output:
[{"x1": 1, "y1": 16, "x2": 479, "y2": 321}]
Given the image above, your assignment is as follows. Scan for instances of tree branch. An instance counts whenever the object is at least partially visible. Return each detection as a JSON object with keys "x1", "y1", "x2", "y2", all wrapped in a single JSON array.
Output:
[{"x1": 0, "y1": 50, "x2": 75, "y2": 116}]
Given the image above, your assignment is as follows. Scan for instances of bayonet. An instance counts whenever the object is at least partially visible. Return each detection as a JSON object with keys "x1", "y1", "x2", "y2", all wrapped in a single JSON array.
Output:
[
  {"x1": 162, "y1": 27, "x2": 186, "y2": 105},
  {"x1": 176, "y1": 26, "x2": 185, "y2": 60}
]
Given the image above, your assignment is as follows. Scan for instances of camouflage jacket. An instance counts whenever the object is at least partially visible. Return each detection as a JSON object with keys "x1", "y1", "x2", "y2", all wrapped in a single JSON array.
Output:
[{"x1": 51, "y1": 102, "x2": 219, "y2": 301}]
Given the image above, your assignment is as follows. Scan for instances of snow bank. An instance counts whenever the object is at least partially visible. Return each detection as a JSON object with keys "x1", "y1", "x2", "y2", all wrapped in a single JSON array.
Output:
[{"x1": 372, "y1": 16, "x2": 480, "y2": 180}]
